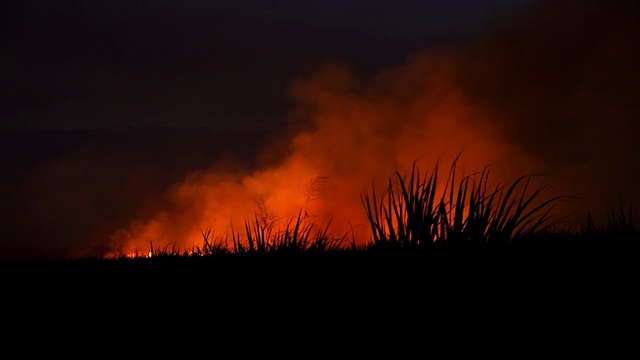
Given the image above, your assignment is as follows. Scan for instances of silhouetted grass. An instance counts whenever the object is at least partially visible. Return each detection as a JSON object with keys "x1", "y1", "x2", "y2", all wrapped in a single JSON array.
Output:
[
  {"x1": 582, "y1": 203, "x2": 638, "y2": 238},
  {"x1": 361, "y1": 158, "x2": 565, "y2": 254},
  {"x1": 110, "y1": 159, "x2": 637, "y2": 260},
  {"x1": 231, "y1": 210, "x2": 347, "y2": 255},
  {"x1": 113, "y1": 211, "x2": 349, "y2": 259},
  {"x1": 2, "y1": 162, "x2": 638, "y2": 358}
]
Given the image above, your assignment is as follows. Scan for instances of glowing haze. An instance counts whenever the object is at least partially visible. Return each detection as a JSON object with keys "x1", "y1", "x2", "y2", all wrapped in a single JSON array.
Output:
[{"x1": 108, "y1": 0, "x2": 640, "y2": 255}]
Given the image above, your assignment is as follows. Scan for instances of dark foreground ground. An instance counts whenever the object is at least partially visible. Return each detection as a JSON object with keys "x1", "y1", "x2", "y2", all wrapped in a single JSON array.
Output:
[{"x1": 1, "y1": 241, "x2": 638, "y2": 359}]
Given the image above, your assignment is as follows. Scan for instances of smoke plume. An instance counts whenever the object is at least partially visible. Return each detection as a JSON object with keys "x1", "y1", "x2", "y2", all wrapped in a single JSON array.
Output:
[{"x1": 108, "y1": 0, "x2": 640, "y2": 256}]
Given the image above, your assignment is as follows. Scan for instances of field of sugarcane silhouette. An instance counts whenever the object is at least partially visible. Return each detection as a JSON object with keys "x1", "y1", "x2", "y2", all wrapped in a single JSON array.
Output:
[
  {"x1": 103, "y1": 157, "x2": 637, "y2": 260},
  {"x1": 2, "y1": 157, "x2": 637, "y2": 358}
]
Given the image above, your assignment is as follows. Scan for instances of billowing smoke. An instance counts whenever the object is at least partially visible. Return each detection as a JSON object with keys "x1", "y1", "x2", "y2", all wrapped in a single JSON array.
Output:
[{"x1": 108, "y1": 0, "x2": 640, "y2": 255}]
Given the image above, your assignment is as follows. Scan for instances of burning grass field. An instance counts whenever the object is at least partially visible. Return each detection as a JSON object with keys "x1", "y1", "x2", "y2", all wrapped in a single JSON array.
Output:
[
  {"x1": 1, "y1": 162, "x2": 638, "y2": 358},
  {"x1": 2, "y1": 1, "x2": 639, "y2": 356}
]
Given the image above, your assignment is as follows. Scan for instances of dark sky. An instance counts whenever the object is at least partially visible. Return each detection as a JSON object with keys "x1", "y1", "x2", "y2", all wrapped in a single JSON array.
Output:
[{"x1": 1, "y1": 0, "x2": 530, "y2": 131}]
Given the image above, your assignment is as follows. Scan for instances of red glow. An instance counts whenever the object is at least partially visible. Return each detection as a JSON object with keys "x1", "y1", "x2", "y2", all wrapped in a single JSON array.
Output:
[{"x1": 107, "y1": 52, "x2": 553, "y2": 257}]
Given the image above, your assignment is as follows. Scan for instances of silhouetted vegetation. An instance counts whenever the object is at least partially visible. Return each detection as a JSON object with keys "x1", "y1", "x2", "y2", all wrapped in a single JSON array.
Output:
[
  {"x1": 361, "y1": 158, "x2": 565, "y2": 253},
  {"x1": 2, "y1": 161, "x2": 637, "y2": 358},
  {"x1": 107, "y1": 159, "x2": 637, "y2": 260}
]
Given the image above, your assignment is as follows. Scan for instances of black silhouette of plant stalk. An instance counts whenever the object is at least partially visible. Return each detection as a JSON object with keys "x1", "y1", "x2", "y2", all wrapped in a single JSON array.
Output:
[
  {"x1": 231, "y1": 210, "x2": 346, "y2": 254},
  {"x1": 362, "y1": 159, "x2": 563, "y2": 252}
]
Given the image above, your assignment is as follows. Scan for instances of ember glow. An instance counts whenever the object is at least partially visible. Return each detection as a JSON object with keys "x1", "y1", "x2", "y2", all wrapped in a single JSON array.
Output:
[{"x1": 107, "y1": 0, "x2": 640, "y2": 257}]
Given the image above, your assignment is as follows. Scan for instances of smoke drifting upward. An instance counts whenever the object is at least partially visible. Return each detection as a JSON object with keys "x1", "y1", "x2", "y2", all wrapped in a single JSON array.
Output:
[{"x1": 108, "y1": 0, "x2": 640, "y2": 256}]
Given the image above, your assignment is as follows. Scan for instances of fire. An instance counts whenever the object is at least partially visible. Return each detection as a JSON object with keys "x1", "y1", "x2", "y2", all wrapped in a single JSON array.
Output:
[
  {"x1": 107, "y1": 1, "x2": 640, "y2": 257},
  {"x1": 107, "y1": 52, "x2": 549, "y2": 257}
]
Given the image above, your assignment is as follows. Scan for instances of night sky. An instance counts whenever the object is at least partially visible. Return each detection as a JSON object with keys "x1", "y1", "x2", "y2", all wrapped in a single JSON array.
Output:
[
  {"x1": 1, "y1": 0, "x2": 639, "y2": 258},
  {"x1": 2, "y1": 0, "x2": 529, "y2": 131}
]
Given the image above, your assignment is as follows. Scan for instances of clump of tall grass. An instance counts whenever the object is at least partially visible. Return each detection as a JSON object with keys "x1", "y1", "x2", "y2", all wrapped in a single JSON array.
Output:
[
  {"x1": 112, "y1": 210, "x2": 348, "y2": 259},
  {"x1": 361, "y1": 158, "x2": 564, "y2": 253},
  {"x1": 582, "y1": 204, "x2": 637, "y2": 236},
  {"x1": 231, "y1": 210, "x2": 348, "y2": 255},
  {"x1": 578, "y1": 203, "x2": 639, "y2": 252},
  {"x1": 108, "y1": 159, "x2": 640, "y2": 260}
]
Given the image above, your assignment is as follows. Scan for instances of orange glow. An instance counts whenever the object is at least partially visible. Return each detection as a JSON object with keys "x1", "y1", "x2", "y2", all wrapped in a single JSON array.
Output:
[
  {"x1": 107, "y1": 51, "x2": 554, "y2": 257},
  {"x1": 96, "y1": 1, "x2": 640, "y2": 258}
]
